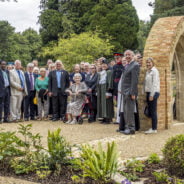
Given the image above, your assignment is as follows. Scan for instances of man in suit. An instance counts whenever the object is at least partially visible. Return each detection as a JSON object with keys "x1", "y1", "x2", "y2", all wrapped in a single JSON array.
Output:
[
  {"x1": 120, "y1": 50, "x2": 140, "y2": 135},
  {"x1": 0, "y1": 60, "x2": 11, "y2": 123},
  {"x1": 9, "y1": 60, "x2": 27, "y2": 122},
  {"x1": 48, "y1": 60, "x2": 69, "y2": 121},
  {"x1": 24, "y1": 63, "x2": 38, "y2": 121}
]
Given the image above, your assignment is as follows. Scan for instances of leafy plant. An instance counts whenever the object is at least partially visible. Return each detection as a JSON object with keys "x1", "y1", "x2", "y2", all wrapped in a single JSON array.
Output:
[
  {"x1": 10, "y1": 124, "x2": 47, "y2": 174},
  {"x1": 152, "y1": 171, "x2": 170, "y2": 183},
  {"x1": 162, "y1": 134, "x2": 184, "y2": 177},
  {"x1": 0, "y1": 130, "x2": 23, "y2": 167},
  {"x1": 125, "y1": 158, "x2": 145, "y2": 173},
  {"x1": 76, "y1": 141, "x2": 120, "y2": 183},
  {"x1": 148, "y1": 153, "x2": 161, "y2": 164},
  {"x1": 120, "y1": 171, "x2": 139, "y2": 182},
  {"x1": 47, "y1": 128, "x2": 71, "y2": 170}
]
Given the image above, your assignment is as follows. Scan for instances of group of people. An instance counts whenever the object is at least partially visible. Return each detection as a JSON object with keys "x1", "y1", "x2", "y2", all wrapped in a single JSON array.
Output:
[{"x1": 0, "y1": 49, "x2": 160, "y2": 135}]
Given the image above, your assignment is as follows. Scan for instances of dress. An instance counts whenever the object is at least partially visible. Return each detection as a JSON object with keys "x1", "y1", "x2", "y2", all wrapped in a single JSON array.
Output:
[
  {"x1": 97, "y1": 69, "x2": 114, "y2": 120},
  {"x1": 66, "y1": 82, "x2": 87, "y2": 116}
]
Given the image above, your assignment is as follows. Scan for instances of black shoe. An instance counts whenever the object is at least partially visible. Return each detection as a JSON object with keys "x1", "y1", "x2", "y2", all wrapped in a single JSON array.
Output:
[
  {"x1": 52, "y1": 118, "x2": 59, "y2": 121},
  {"x1": 116, "y1": 129, "x2": 124, "y2": 132},
  {"x1": 24, "y1": 118, "x2": 29, "y2": 121},
  {"x1": 3, "y1": 119, "x2": 10, "y2": 123},
  {"x1": 113, "y1": 122, "x2": 119, "y2": 124},
  {"x1": 122, "y1": 129, "x2": 135, "y2": 135},
  {"x1": 30, "y1": 117, "x2": 35, "y2": 120}
]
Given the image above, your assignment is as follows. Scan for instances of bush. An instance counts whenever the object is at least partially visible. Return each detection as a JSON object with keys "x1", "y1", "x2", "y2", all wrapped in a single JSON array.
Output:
[
  {"x1": 162, "y1": 134, "x2": 184, "y2": 177},
  {"x1": 77, "y1": 141, "x2": 120, "y2": 183},
  {"x1": 0, "y1": 131, "x2": 23, "y2": 166},
  {"x1": 153, "y1": 171, "x2": 169, "y2": 184},
  {"x1": 148, "y1": 153, "x2": 161, "y2": 164},
  {"x1": 47, "y1": 128, "x2": 71, "y2": 170}
]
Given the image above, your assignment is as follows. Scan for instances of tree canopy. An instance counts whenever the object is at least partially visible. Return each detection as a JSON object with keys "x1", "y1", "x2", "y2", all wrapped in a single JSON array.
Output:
[
  {"x1": 40, "y1": 31, "x2": 114, "y2": 70},
  {"x1": 39, "y1": 0, "x2": 139, "y2": 52},
  {"x1": 0, "y1": 21, "x2": 42, "y2": 66},
  {"x1": 150, "y1": 0, "x2": 184, "y2": 26}
]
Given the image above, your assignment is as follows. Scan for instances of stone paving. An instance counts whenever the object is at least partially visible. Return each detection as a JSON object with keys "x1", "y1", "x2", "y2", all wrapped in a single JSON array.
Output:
[{"x1": 0, "y1": 120, "x2": 184, "y2": 184}]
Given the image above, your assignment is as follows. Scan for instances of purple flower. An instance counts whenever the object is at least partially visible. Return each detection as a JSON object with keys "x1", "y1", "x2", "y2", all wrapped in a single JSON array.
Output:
[{"x1": 121, "y1": 179, "x2": 132, "y2": 184}]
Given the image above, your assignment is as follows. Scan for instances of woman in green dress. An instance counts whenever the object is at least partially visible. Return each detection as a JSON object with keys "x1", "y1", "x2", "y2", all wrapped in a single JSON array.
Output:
[{"x1": 97, "y1": 59, "x2": 114, "y2": 124}]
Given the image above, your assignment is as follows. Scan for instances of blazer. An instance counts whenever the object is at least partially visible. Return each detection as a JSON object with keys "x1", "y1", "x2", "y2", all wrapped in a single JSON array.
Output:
[
  {"x1": 9, "y1": 69, "x2": 28, "y2": 96},
  {"x1": 85, "y1": 73, "x2": 98, "y2": 93},
  {"x1": 48, "y1": 70, "x2": 70, "y2": 96},
  {"x1": 24, "y1": 72, "x2": 38, "y2": 95},
  {"x1": 0, "y1": 69, "x2": 10, "y2": 97},
  {"x1": 121, "y1": 61, "x2": 140, "y2": 96}
]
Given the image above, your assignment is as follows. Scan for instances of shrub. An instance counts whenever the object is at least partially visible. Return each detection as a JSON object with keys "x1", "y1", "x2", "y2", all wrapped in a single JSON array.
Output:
[
  {"x1": 77, "y1": 141, "x2": 120, "y2": 183},
  {"x1": 0, "y1": 131, "x2": 23, "y2": 166},
  {"x1": 47, "y1": 128, "x2": 71, "y2": 170},
  {"x1": 148, "y1": 153, "x2": 161, "y2": 164},
  {"x1": 120, "y1": 158, "x2": 145, "y2": 182},
  {"x1": 10, "y1": 124, "x2": 48, "y2": 174},
  {"x1": 152, "y1": 171, "x2": 169, "y2": 183},
  {"x1": 162, "y1": 134, "x2": 184, "y2": 177}
]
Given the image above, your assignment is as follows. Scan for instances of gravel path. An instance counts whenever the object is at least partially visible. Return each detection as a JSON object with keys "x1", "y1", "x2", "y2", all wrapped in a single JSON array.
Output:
[{"x1": 0, "y1": 120, "x2": 184, "y2": 184}]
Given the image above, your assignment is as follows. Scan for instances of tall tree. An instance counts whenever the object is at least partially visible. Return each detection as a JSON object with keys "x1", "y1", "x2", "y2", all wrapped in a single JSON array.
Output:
[
  {"x1": 150, "y1": 0, "x2": 184, "y2": 26},
  {"x1": 39, "y1": 0, "x2": 139, "y2": 51}
]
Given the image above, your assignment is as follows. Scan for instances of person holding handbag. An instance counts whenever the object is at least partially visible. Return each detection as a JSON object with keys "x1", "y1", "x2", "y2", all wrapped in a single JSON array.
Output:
[
  {"x1": 35, "y1": 68, "x2": 49, "y2": 121},
  {"x1": 144, "y1": 57, "x2": 160, "y2": 134}
]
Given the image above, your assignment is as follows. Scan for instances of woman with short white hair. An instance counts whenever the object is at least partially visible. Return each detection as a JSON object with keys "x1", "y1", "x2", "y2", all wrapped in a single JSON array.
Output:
[
  {"x1": 35, "y1": 68, "x2": 49, "y2": 120},
  {"x1": 65, "y1": 73, "x2": 88, "y2": 124}
]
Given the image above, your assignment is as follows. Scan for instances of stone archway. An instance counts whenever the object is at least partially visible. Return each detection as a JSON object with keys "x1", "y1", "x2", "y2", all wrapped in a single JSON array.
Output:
[{"x1": 141, "y1": 16, "x2": 184, "y2": 130}]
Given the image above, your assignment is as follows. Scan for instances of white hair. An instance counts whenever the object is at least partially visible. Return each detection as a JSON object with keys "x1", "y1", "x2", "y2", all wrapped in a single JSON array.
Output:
[
  {"x1": 33, "y1": 67, "x2": 39, "y2": 72},
  {"x1": 55, "y1": 60, "x2": 64, "y2": 69},
  {"x1": 27, "y1": 63, "x2": 34, "y2": 68},
  {"x1": 14, "y1": 60, "x2": 21, "y2": 65},
  {"x1": 73, "y1": 73, "x2": 82, "y2": 81},
  {"x1": 124, "y1": 50, "x2": 135, "y2": 57}
]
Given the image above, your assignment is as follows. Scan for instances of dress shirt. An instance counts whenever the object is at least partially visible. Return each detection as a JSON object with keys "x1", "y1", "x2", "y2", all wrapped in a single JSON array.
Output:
[
  {"x1": 99, "y1": 70, "x2": 107, "y2": 85},
  {"x1": 17, "y1": 70, "x2": 25, "y2": 89},
  {"x1": 2, "y1": 70, "x2": 9, "y2": 87},
  {"x1": 56, "y1": 70, "x2": 62, "y2": 88},
  {"x1": 145, "y1": 66, "x2": 160, "y2": 97}
]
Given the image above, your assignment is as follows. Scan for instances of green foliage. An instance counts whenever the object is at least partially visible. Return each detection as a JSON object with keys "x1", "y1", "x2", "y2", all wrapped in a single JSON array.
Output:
[
  {"x1": 39, "y1": 0, "x2": 139, "y2": 51},
  {"x1": 41, "y1": 31, "x2": 114, "y2": 70},
  {"x1": 120, "y1": 158, "x2": 145, "y2": 182},
  {"x1": 0, "y1": 20, "x2": 42, "y2": 65},
  {"x1": 151, "y1": 0, "x2": 184, "y2": 26},
  {"x1": 148, "y1": 153, "x2": 161, "y2": 164},
  {"x1": 162, "y1": 134, "x2": 184, "y2": 177},
  {"x1": 10, "y1": 124, "x2": 48, "y2": 174},
  {"x1": 47, "y1": 128, "x2": 71, "y2": 170},
  {"x1": 152, "y1": 171, "x2": 170, "y2": 183},
  {"x1": 125, "y1": 158, "x2": 145, "y2": 173},
  {"x1": 137, "y1": 20, "x2": 150, "y2": 53},
  {"x1": 76, "y1": 141, "x2": 120, "y2": 183},
  {"x1": 0, "y1": 130, "x2": 23, "y2": 165}
]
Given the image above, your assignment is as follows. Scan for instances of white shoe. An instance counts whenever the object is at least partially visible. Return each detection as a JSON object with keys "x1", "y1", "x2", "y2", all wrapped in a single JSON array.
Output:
[
  {"x1": 69, "y1": 119, "x2": 77, "y2": 125},
  {"x1": 65, "y1": 120, "x2": 72, "y2": 124},
  {"x1": 145, "y1": 128, "x2": 157, "y2": 134}
]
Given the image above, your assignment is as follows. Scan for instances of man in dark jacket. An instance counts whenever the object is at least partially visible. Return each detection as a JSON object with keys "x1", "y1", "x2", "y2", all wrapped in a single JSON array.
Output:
[
  {"x1": 120, "y1": 50, "x2": 140, "y2": 135},
  {"x1": 48, "y1": 60, "x2": 69, "y2": 121},
  {"x1": 0, "y1": 60, "x2": 10, "y2": 123},
  {"x1": 24, "y1": 63, "x2": 38, "y2": 121}
]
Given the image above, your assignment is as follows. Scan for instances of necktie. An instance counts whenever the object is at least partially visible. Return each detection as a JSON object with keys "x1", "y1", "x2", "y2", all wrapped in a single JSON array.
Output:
[
  {"x1": 30, "y1": 73, "x2": 33, "y2": 90},
  {"x1": 17, "y1": 70, "x2": 24, "y2": 89}
]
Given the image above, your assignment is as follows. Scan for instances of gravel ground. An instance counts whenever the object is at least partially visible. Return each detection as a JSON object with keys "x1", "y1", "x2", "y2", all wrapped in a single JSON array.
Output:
[{"x1": 0, "y1": 120, "x2": 184, "y2": 184}]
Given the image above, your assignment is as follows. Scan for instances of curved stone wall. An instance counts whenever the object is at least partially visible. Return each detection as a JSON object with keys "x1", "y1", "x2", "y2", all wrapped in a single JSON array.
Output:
[{"x1": 142, "y1": 16, "x2": 184, "y2": 129}]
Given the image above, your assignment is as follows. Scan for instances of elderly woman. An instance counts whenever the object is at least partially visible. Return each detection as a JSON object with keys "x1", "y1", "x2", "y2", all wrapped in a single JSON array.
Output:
[
  {"x1": 69, "y1": 64, "x2": 85, "y2": 84},
  {"x1": 144, "y1": 58, "x2": 160, "y2": 134},
  {"x1": 35, "y1": 68, "x2": 49, "y2": 120},
  {"x1": 65, "y1": 73, "x2": 88, "y2": 124},
  {"x1": 33, "y1": 67, "x2": 40, "y2": 75}
]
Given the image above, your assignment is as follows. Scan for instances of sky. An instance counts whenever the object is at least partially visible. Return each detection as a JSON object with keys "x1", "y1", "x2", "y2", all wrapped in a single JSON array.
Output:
[{"x1": 0, "y1": 0, "x2": 154, "y2": 32}]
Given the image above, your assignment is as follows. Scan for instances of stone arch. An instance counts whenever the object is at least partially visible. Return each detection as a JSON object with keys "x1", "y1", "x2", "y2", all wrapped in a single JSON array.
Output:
[{"x1": 142, "y1": 16, "x2": 184, "y2": 130}]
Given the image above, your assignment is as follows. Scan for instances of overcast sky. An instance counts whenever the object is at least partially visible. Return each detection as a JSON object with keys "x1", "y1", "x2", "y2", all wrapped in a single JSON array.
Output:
[{"x1": 0, "y1": 0, "x2": 154, "y2": 32}]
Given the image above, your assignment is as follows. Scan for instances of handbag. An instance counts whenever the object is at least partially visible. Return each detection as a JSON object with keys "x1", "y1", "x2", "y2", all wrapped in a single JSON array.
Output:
[
  {"x1": 144, "y1": 105, "x2": 150, "y2": 117},
  {"x1": 33, "y1": 97, "x2": 38, "y2": 105}
]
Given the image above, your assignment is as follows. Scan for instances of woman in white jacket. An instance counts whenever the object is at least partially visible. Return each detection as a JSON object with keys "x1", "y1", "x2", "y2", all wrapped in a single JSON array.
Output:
[{"x1": 144, "y1": 58, "x2": 160, "y2": 134}]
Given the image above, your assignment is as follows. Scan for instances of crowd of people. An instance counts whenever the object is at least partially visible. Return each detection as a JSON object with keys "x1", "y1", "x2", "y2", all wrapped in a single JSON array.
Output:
[{"x1": 0, "y1": 49, "x2": 160, "y2": 135}]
